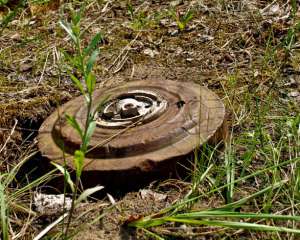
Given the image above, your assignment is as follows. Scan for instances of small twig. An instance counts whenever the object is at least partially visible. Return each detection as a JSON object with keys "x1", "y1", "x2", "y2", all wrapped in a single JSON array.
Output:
[
  {"x1": 38, "y1": 50, "x2": 50, "y2": 85},
  {"x1": 101, "y1": 0, "x2": 112, "y2": 13},
  {"x1": 0, "y1": 127, "x2": 41, "y2": 132},
  {"x1": 260, "y1": 0, "x2": 278, "y2": 14},
  {"x1": 130, "y1": 62, "x2": 135, "y2": 78},
  {"x1": 0, "y1": 86, "x2": 40, "y2": 97},
  {"x1": 83, "y1": 120, "x2": 142, "y2": 170},
  {"x1": 107, "y1": 193, "x2": 116, "y2": 205},
  {"x1": 33, "y1": 212, "x2": 69, "y2": 240},
  {"x1": 112, "y1": 51, "x2": 129, "y2": 73},
  {"x1": 81, "y1": 0, "x2": 114, "y2": 35},
  {"x1": 107, "y1": 32, "x2": 140, "y2": 71},
  {"x1": 0, "y1": 119, "x2": 18, "y2": 154}
]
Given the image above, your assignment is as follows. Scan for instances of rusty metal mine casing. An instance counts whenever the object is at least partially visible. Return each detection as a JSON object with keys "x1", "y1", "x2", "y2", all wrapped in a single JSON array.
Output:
[{"x1": 38, "y1": 80, "x2": 226, "y2": 188}]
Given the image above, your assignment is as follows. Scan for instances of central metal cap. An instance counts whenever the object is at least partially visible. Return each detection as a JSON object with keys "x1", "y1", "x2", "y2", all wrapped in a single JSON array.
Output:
[{"x1": 96, "y1": 90, "x2": 168, "y2": 129}]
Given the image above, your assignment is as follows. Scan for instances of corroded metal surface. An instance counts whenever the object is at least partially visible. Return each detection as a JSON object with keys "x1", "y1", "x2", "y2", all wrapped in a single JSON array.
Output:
[
  {"x1": 96, "y1": 90, "x2": 167, "y2": 128},
  {"x1": 38, "y1": 80, "x2": 226, "y2": 184}
]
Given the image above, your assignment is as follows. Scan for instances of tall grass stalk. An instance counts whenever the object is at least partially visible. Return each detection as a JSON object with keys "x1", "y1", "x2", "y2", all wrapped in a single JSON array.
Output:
[
  {"x1": 225, "y1": 136, "x2": 235, "y2": 205},
  {"x1": 57, "y1": 5, "x2": 106, "y2": 236},
  {"x1": 0, "y1": 152, "x2": 55, "y2": 239},
  {"x1": 0, "y1": 181, "x2": 8, "y2": 240}
]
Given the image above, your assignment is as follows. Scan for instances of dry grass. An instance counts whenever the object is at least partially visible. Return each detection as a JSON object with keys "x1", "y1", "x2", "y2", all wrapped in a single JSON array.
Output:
[{"x1": 0, "y1": 0, "x2": 299, "y2": 239}]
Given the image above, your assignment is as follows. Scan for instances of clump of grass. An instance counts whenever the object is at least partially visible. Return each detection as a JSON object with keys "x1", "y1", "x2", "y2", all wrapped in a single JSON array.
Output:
[
  {"x1": 0, "y1": 0, "x2": 26, "y2": 34},
  {"x1": 126, "y1": 70, "x2": 300, "y2": 238},
  {"x1": 0, "y1": 0, "x2": 299, "y2": 239},
  {"x1": 127, "y1": 126, "x2": 300, "y2": 238},
  {"x1": 168, "y1": 8, "x2": 194, "y2": 31},
  {"x1": 52, "y1": 4, "x2": 106, "y2": 237},
  {"x1": 0, "y1": 150, "x2": 55, "y2": 240},
  {"x1": 126, "y1": 1, "x2": 154, "y2": 31}
]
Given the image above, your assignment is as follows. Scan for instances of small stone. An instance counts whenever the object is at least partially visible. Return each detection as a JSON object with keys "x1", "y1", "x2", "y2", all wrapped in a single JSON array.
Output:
[
  {"x1": 10, "y1": 33, "x2": 21, "y2": 41},
  {"x1": 143, "y1": 48, "x2": 159, "y2": 58},
  {"x1": 19, "y1": 63, "x2": 32, "y2": 72},
  {"x1": 186, "y1": 58, "x2": 194, "y2": 62},
  {"x1": 170, "y1": 21, "x2": 178, "y2": 27},
  {"x1": 179, "y1": 224, "x2": 188, "y2": 230},
  {"x1": 169, "y1": 29, "x2": 179, "y2": 36},
  {"x1": 140, "y1": 189, "x2": 167, "y2": 201},
  {"x1": 288, "y1": 91, "x2": 300, "y2": 97},
  {"x1": 187, "y1": 24, "x2": 197, "y2": 31},
  {"x1": 261, "y1": 4, "x2": 281, "y2": 16},
  {"x1": 284, "y1": 77, "x2": 297, "y2": 88},
  {"x1": 169, "y1": 0, "x2": 183, "y2": 7},
  {"x1": 159, "y1": 19, "x2": 169, "y2": 26},
  {"x1": 175, "y1": 47, "x2": 183, "y2": 55},
  {"x1": 10, "y1": 20, "x2": 19, "y2": 26},
  {"x1": 269, "y1": 4, "x2": 280, "y2": 15},
  {"x1": 34, "y1": 192, "x2": 72, "y2": 215},
  {"x1": 197, "y1": 34, "x2": 214, "y2": 43}
]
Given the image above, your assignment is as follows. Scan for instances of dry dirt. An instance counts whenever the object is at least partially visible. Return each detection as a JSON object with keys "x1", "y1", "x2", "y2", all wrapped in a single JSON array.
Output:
[{"x1": 0, "y1": 0, "x2": 300, "y2": 239}]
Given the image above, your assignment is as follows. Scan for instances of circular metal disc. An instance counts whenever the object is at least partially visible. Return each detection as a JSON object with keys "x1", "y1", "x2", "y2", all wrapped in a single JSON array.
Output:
[{"x1": 38, "y1": 80, "x2": 226, "y2": 175}]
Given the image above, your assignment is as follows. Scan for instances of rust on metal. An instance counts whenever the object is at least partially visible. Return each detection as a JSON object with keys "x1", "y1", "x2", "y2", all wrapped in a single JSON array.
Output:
[
  {"x1": 96, "y1": 90, "x2": 168, "y2": 128},
  {"x1": 38, "y1": 80, "x2": 226, "y2": 186}
]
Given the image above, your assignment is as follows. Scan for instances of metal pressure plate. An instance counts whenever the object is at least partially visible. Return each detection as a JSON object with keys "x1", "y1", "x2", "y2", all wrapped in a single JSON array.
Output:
[{"x1": 38, "y1": 80, "x2": 226, "y2": 185}]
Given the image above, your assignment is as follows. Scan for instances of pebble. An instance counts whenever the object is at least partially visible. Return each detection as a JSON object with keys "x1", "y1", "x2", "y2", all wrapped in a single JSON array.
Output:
[
  {"x1": 143, "y1": 48, "x2": 159, "y2": 58},
  {"x1": 197, "y1": 34, "x2": 214, "y2": 43},
  {"x1": 169, "y1": 29, "x2": 179, "y2": 36},
  {"x1": 288, "y1": 91, "x2": 300, "y2": 97},
  {"x1": 19, "y1": 63, "x2": 32, "y2": 72},
  {"x1": 169, "y1": 0, "x2": 183, "y2": 7},
  {"x1": 10, "y1": 33, "x2": 21, "y2": 41}
]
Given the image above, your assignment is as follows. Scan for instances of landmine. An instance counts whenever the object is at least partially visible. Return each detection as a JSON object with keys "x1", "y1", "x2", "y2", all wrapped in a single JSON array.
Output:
[{"x1": 38, "y1": 80, "x2": 226, "y2": 188}]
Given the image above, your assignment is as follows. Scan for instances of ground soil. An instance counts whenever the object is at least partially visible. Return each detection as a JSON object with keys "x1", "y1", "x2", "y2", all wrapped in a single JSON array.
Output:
[{"x1": 0, "y1": 0, "x2": 300, "y2": 239}]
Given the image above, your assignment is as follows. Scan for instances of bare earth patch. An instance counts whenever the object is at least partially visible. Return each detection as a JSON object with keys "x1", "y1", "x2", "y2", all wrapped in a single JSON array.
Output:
[{"x1": 0, "y1": 0, "x2": 300, "y2": 239}]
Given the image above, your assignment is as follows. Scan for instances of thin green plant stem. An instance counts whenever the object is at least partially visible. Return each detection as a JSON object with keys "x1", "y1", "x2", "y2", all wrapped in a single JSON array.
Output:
[
  {"x1": 58, "y1": 6, "x2": 104, "y2": 237},
  {"x1": 141, "y1": 228, "x2": 165, "y2": 240},
  {"x1": 175, "y1": 211, "x2": 300, "y2": 221},
  {"x1": 154, "y1": 157, "x2": 300, "y2": 217},
  {"x1": 217, "y1": 179, "x2": 287, "y2": 211},
  {"x1": 64, "y1": 40, "x2": 85, "y2": 236},
  {"x1": 0, "y1": 181, "x2": 8, "y2": 240},
  {"x1": 53, "y1": 99, "x2": 70, "y2": 236},
  {"x1": 163, "y1": 218, "x2": 300, "y2": 234},
  {"x1": 10, "y1": 169, "x2": 56, "y2": 201},
  {"x1": 129, "y1": 179, "x2": 288, "y2": 228}
]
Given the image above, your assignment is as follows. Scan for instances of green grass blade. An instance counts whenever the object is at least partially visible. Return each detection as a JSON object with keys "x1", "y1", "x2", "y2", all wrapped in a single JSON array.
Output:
[
  {"x1": 164, "y1": 217, "x2": 300, "y2": 234},
  {"x1": 128, "y1": 216, "x2": 167, "y2": 228},
  {"x1": 175, "y1": 211, "x2": 300, "y2": 221},
  {"x1": 69, "y1": 73, "x2": 85, "y2": 96},
  {"x1": 0, "y1": 181, "x2": 8, "y2": 240},
  {"x1": 86, "y1": 49, "x2": 99, "y2": 75},
  {"x1": 156, "y1": 157, "x2": 300, "y2": 216},
  {"x1": 218, "y1": 179, "x2": 287, "y2": 211},
  {"x1": 65, "y1": 114, "x2": 83, "y2": 139},
  {"x1": 59, "y1": 20, "x2": 77, "y2": 43},
  {"x1": 83, "y1": 33, "x2": 102, "y2": 56},
  {"x1": 141, "y1": 228, "x2": 165, "y2": 240},
  {"x1": 86, "y1": 72, "x2": 96, "y2": 95},
  {"x1": 3, "y1": 151, "x2": 37, "y2": 187},
  {"x1": 51, "y1": 162, "x2": 75, "y2": 193},
  {"x1": 10, "y1": 169, "x2": 56, "y2": 200}
]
